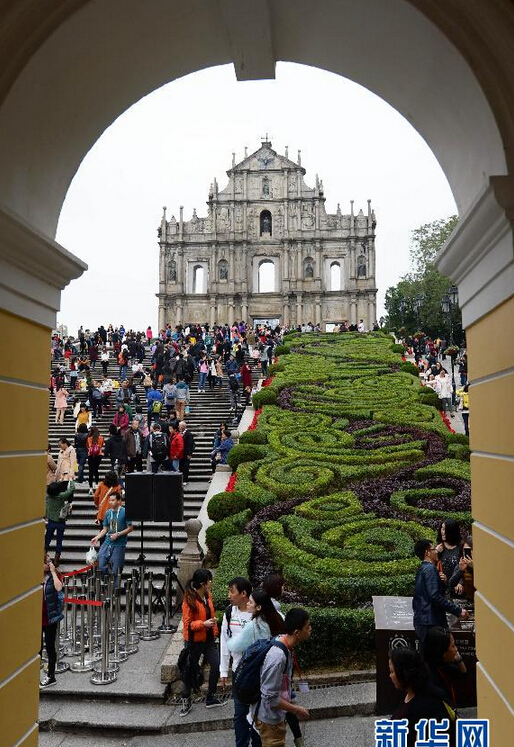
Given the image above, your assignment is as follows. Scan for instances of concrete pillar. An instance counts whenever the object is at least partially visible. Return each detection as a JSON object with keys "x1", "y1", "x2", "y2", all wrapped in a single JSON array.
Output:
[
  {"x1": 228, "y1": 298, "x2": 234, "y2": 326},
  {"x1": 176, "y1": 518, "x2": 203, "y2": 603},
  {"x1": 242, "y1": 295, "x2": 248, "y2": 322},
  {"x1": 229, "y1": 243, "x2": 235, "y2": 285},
  {"x1": 210, "y1": 297, "x2": 216, "y2": 327}
]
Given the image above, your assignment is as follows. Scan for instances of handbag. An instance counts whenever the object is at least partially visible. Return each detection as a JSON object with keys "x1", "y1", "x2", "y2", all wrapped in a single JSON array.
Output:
[
  {"x1": 178, "y1": 624, "x2": 204, "y2": 692},
  {"x1": 59, "y1": 501, "x2": 72, "y2": 520}
]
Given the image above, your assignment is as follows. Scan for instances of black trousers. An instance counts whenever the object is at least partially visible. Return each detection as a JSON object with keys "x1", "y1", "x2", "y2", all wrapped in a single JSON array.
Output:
[
  {"x1": 88, "y1": 455, "x2": 102, "y2": 487},
  {"x1": 179, "y1": 456, "x2": 191, "y2": 482},
  {"x1": 41, "y1": 622, "x2": 58, "y2": 679},
  {"x1": 126, "y1": 454, "x2": 143, "y2": 473},
  {"x1": 181, "y1": 640, "x2": 219, "y2": 698}
]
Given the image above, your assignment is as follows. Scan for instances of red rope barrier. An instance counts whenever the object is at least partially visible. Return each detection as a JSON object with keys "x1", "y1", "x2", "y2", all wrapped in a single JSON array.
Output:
[
  {"x1": 62, "y1": 563, "x2": 96, "y2": 577},
  {"x1": 64, "y1": 597, "x2": 103, "y2": 607}
]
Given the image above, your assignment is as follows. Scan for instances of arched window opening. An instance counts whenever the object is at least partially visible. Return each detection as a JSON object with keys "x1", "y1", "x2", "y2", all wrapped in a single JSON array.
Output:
[
  {"x1": 330, "y1": 261, "x2": 341, "y2": 291},
  {"x1": 260, "y1": 210, "x2": 272, "y2": 236},
  {"x1": 258, "y1": 260, "x2": 275, "y2": 292},
  {"x1": 218, "y1": 259, "x2": 228, "y2": 281},
  {"x1": 304, "y1": 256, "x2": 314, "y2": 279},
  {"x1": 193, "y1": 265, "x2": 204, "y2": 294}
]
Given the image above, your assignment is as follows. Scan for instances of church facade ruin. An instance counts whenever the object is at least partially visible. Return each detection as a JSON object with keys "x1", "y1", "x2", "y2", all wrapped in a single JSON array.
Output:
[{"x1": 157, "y1": 140, "x2": 377, "y2": 330}]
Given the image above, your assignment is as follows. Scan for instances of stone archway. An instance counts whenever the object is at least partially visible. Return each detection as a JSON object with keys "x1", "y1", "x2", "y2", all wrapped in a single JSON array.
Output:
[{"x1": 0, "y1": 2, "x2": 513, "y2": 744}]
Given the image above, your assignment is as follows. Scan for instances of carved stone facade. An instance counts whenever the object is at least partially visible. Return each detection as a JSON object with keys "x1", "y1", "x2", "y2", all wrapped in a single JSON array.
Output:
[{"x1": 157, "y1": 140, "x2": 377, "y2": 329}]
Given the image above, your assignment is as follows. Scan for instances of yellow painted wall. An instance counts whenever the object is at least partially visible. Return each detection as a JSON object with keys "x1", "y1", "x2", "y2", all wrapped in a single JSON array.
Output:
[
  {"x1": 0, "y1": 309, "x2": 49, "y2": 747},
  {"x1": 467, "y1": 294, "x2": 514, "y2": 740}
]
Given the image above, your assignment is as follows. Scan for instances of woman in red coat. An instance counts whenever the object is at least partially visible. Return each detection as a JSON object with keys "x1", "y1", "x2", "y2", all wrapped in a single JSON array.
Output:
[{"x1": 240, "y1": 362, "x2": 252, "y2": 390}]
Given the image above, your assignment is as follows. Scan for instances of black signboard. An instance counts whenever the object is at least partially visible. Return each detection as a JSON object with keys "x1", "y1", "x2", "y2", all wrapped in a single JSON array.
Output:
[{"x1": 372, "y1": 596, "x2": 476, "y2": 715}]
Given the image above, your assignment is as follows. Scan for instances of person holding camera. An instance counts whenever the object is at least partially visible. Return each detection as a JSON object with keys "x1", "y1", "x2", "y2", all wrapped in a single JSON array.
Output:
[{"x1": 413, "y1": 539, "x2": 469, "y2": 650}]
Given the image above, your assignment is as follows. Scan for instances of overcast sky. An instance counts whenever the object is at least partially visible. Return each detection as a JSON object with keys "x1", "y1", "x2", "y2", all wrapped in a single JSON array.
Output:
[{"x1": 56, "y1": 62, "x2": 457, "y2": 335}]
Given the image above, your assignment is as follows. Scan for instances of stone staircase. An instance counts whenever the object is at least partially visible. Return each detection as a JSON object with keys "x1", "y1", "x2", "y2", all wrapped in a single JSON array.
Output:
[{"x1": 47, "y1": 345, "x2": 259, "y2": 582}]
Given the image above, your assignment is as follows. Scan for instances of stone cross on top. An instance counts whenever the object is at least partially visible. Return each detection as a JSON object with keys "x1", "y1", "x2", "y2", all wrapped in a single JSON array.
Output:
[{"x1": 260, "y1": 132, "x2": 272, "y2": 146}]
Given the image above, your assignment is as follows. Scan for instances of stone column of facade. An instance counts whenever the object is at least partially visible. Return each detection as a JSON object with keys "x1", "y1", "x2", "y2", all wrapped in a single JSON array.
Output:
[
  {"x1": 158, "y1": 301, "x2": 166, "y2": 331},
  {"x1": 242, "y1": 295, "x2": 248, "y2": 321},
  {"x1": 228, "y1": 297, "x2": 234, "y2": 326},
  {"x1": 296, "y1": 292, "x2": 303, "y2": 326},
  {"x1": 350, "y1": 296, "x2": 357, "y2": 324},
  {"x1": 229, "y1": 243, "x2": 235, "y2": 292},
  {"x1": 296, "y1": 243, "x2": 303, "y2": 284},
  {"x1": 315, "y1": 295, "x2": 322, "y2": 325},
  {"x1": 315, "y1": 241, "x2": 322, "y2": 279},
  {"x1": 209, "y1": 297, "x2": 216, "y2": 327},
  {"x1": 177, "y1": 249, "x2": 184, "y2": 293},
  {"x1": 282, "y1": 297, "x2": 289, "y2": 327}
]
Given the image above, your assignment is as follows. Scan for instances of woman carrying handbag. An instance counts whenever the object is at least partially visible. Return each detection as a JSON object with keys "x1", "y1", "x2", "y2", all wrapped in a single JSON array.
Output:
[{"x1": 179, "y1": 569, "x2": 225, "y2": 717}]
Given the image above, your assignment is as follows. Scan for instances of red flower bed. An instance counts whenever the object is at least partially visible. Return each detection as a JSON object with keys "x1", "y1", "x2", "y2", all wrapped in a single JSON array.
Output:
[
  {"x1": 248, "y1": 408, "x2": 262, "y2": 430},
  {"x1": 262, "y1": 377, "x2": 273, "y2": 387},
  {"x1": 225, "y1": 473, "x2": 237, "y2": 492},
  {"x1": 439, "y1": 410, "x2": 455, "y2": 433}
]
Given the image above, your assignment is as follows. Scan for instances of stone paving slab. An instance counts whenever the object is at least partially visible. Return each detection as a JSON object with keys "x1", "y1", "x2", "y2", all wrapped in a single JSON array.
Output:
[
  {"x1": 41, "y1": 701, "x2": 170, "y2": 734},
  {"x1": 39, "y1": 635, "x2": 170, "y2": 701},
  {"x1": 164, "y1": 682, "x2": 375, "y2": 733},
  {"x1": 39, "y1": 681, "x2": 377, "y2": 736},
  {"x1": 39, "y1": 708, "x2": 478, "y2": 747}
]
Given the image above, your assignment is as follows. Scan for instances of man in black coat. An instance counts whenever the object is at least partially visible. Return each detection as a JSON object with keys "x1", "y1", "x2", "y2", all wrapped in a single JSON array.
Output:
[
  {"x1": 178, "y1": 420, "x2": 195, "y2": 485},
  {"x1": 412, "y1": 539, "x2": 468, "y2": 650}
]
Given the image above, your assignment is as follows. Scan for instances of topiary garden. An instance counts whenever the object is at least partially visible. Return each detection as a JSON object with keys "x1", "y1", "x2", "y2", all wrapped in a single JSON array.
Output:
[{"x1": 207, "y1": 331, "x2": 472, "y2": 668}]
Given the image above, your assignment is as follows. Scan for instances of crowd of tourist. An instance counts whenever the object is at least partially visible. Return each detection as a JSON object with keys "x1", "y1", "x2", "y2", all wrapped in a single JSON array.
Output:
[
  {"x1": 43, "y1": 321, "x2": 476, "y2": 746},
  {"x1": 403, "y1": 333, "x2": 469, "y2": 434},
  {"x1": 46, "y1": 321, "x2": 284, "y2": 555}
]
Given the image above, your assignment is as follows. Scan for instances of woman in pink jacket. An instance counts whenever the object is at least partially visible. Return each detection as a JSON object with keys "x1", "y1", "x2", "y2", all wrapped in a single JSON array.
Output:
[{"x1": 54, "y1": 383, "x2": 69, "y2": 425}]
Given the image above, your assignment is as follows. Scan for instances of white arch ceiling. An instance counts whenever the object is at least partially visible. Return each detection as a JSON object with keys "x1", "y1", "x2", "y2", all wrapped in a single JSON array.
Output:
[{"x1": 0, "y1": 0, "x2": 507, "y2": 239}]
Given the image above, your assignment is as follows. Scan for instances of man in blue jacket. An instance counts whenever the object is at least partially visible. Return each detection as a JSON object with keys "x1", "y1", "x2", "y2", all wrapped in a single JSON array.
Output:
[{"x1": 413, "y1": 539, "x2": 469, "y2": 649}]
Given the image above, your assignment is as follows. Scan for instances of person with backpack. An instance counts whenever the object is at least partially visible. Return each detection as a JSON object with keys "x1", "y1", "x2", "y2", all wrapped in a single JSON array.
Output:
[
  {"x1": 243, "y1": 608, "x2": 311, "y2": 747},
  {"x1": 45, "y1": 479, "x2": 75, "y2": 564},
  {"x1": 147, "y1": 383, "x2": 164, "y2": 424},
  {"x1": 163, "y1": 379, "x2": 177, "y2": 417},
  {"x1": 180, "y1": 569, "x2": 225, "y2": 717},
  {"x1": 145, "y1": 422, "x2": 169, "y2": 473},
  {"x1": 90, "y1": 381, "x2": 104, "y2": 418},
  {"x1": 40, "y1": 552, "x2": 64, "y2": 689},
  {"x1": 219, "y1": 578, "x2": 260, "y2": 747}
]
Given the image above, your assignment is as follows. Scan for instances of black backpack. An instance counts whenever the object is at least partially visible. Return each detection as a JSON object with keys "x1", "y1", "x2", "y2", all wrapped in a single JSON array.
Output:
[
  {"x1": 151, "y1": 432, "x2": 168, "y2": 463},
  {"x1": 233, "y1": 638, "x2": 289, "y2": 705}
]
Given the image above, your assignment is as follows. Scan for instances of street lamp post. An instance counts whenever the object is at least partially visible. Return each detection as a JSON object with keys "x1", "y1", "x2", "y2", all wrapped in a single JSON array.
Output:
[{"x1": 441, "y1": 285, "x2": 459, "y2": 403}]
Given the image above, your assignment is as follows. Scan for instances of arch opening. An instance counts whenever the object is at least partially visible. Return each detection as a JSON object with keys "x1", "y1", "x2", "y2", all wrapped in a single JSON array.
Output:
[
  {"x1": 258, "y1": 259, "x2": 275, "y2": 292},
  {"x1": 330, "y1": 261, "x2": 341, "y2": 291}
]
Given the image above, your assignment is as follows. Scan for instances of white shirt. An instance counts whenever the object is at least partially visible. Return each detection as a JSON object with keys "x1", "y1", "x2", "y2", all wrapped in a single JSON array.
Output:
[{"x1": 219, "y1": 605, "x2": 253, "y2": 678}]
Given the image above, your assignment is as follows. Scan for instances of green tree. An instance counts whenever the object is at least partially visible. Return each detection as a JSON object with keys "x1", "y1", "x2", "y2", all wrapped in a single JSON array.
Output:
[{"x1": 384, "y1": 216, "x2": 463, "y2": 341}]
